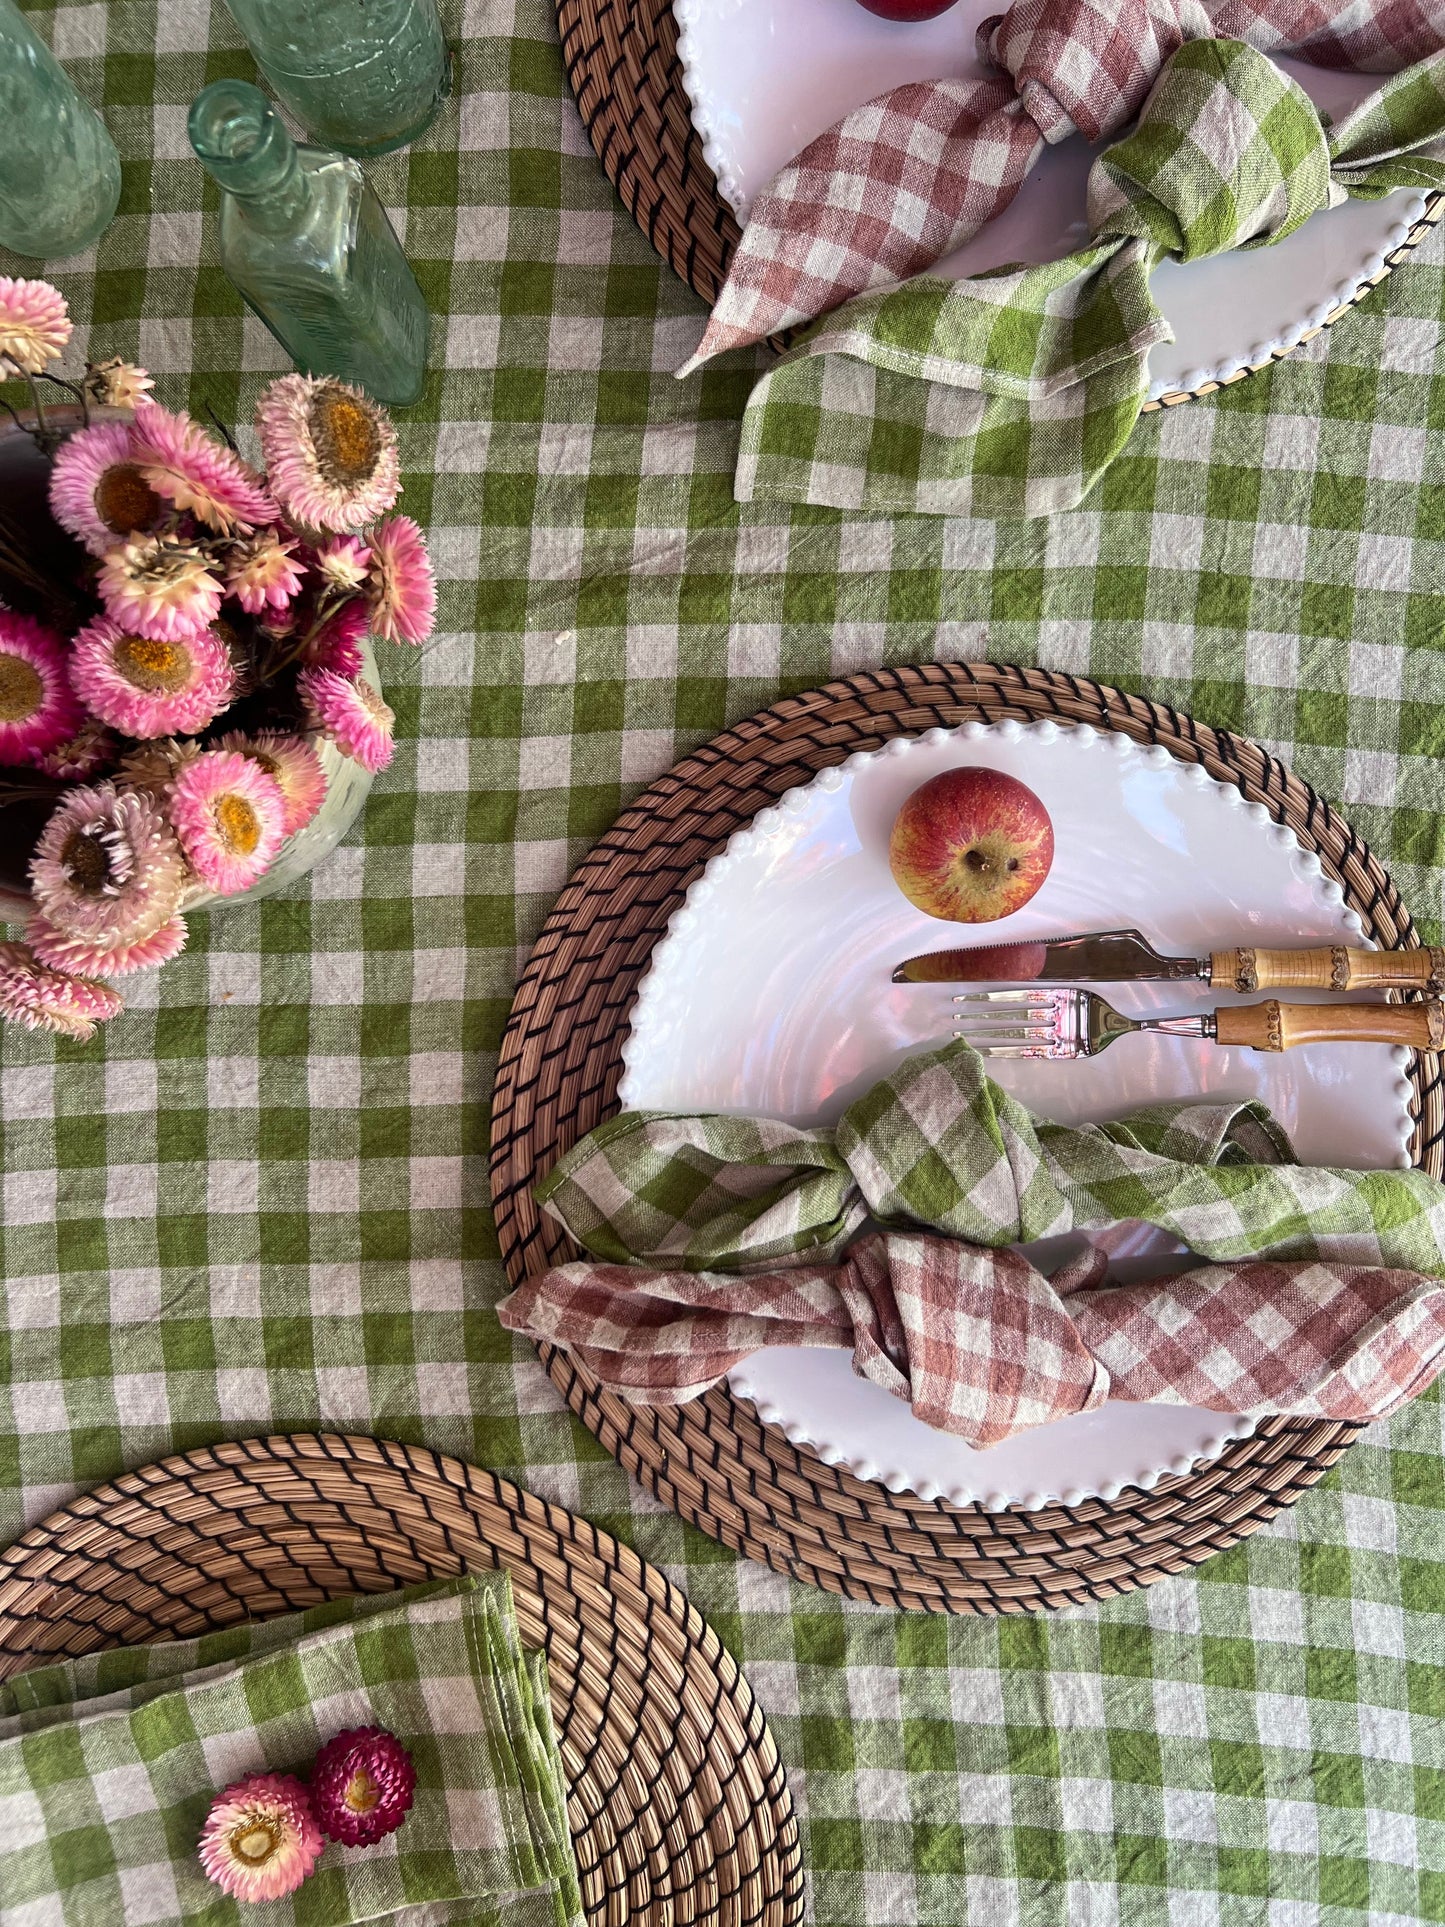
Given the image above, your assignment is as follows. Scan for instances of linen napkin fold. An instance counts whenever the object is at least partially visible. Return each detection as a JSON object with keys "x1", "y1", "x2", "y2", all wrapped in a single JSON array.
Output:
[
  {"x1": 682, "y1": 0, "x2": 1445, "y2": 371},
  {"x1": 500, "y1": 1230, "x2": 1445, "y2": 1444},
  {"x1": 0, "y1": 1573, "x2": 584, "y2": 1927},
  {"x1": 494, "y1": 1038, "x2": 1445, "y2": 1442},
  {"x1": 726, "y1": 40, "x2": 1445, "y2": 519}
]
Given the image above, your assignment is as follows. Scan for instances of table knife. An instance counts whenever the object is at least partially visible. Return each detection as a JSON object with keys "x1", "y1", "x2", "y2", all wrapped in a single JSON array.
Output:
[{"x1": 891, "y1": 927, "x2": 1445, "y2": 992}]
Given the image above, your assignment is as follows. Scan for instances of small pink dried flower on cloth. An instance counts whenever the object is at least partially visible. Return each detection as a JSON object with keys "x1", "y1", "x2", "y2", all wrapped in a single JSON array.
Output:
[
  {"x1": 367, "y1": 515, "x2": 436, "y2": 646},
  {"x1": 0, "y1": 941, "x2": 122, "y2": 1040},
  {"x1": 257, "y1": 374, "x2": 400, "y2": 532},
  {"x1": 299, "y1": 668, "x2": 395, "y2": 773},
  {"x1": 98, "y1": 535, "x2": 226, "y2": 642},
  {"x1": 224, "y1": 528, "x2": 306, "y2": 615},
  {"x1": 28, "y1": 909, "x2": 188, "y2": 979},
  {"x1": 311, "y1": 1727, "x2": 416, "y2": 1847},
  {"x1": 29, "y1": 782, "x2": 186, "y2": 949},
  {"x1": 0, "y1": 275, "x2": 71, "y2": 376},
  {"x1": 198, "y1": 1772, "x2": 323, "y2": 1903},
  {"x1": 130, "y1": 401, "x2": 275, "y2": 534},
  {"x1": 71, "y1": 615, "x2": 234, "y2": 738},
  {"x1": 216, "y1": 729, "x2": 327, "y2": 837},
  {"x1": 0, "y1": 611, "x2": 83, "y2": 766},
  {"x1": 48, "y1": 419, "x2": 165, "y2": 557},
  {"x1": 170, "y1": 749, "x2": 288, "y2": 896}
]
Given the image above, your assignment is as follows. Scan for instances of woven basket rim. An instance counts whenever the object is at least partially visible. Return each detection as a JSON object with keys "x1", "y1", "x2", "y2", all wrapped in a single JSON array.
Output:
[
  {"x1": 0, "y1": 1432, "x2": 806, "y2": 1927},
  {"x1": 489, "y1": 660, "x2": 1441, "y2": 1614}
]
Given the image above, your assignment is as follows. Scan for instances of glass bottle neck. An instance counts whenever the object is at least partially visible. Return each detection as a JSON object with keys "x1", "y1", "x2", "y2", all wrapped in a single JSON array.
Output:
[{"x1": 189, "y1": 80, "x2": 313, "y2": 229}]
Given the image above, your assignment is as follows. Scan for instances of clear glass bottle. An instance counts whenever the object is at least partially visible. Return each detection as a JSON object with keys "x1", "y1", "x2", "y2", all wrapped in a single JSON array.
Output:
[
  {"x1": 220, "y1": 0, "x2": 449, "y2": 157},
  {"x1": 189, "y1": 80, "x2": 429, "y2": 407},
  {"x1": 0, "y1": 0, "x2": 121, "y2": 259}
]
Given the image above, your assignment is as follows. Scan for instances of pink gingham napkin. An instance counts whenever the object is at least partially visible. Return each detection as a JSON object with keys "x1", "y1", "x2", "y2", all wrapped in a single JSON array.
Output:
[
  {"x1": 498, "y1": 1231, "x2": 1445, "y2": 1447},
  {"x1": 678, "y1": 0, "x2": 1445, "y2": 374}
]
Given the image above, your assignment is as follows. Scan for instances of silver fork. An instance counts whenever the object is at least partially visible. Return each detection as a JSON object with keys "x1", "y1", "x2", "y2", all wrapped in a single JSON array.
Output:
[
  {"x1": 953, "y1": 987, "x2": 1223, "y2": 1059},
  {"x1": 952, "y1": 985, "x2": 1445, "y2": 1057}
]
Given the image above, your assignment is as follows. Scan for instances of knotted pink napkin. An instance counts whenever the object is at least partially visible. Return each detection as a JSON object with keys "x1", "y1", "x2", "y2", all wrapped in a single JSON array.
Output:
[
  {"x1": 678, "y1": 0, "x2": 1445, "y2": 373},
  {"x1": 498, "y1": 1231, "x2": 1445, "y2": 1446}
]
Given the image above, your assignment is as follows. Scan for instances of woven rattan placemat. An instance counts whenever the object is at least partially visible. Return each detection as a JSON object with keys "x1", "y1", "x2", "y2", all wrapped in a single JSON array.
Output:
[
  {"x1": 490, "y1": 662, "x2": 1444, "y2": 1614},
  {"x1": 554, "y1": 0, "x2": 1445, "y2": 406},
  {"x1": 0, "y1": 1433, "x2": 805, "y2": 1927}
]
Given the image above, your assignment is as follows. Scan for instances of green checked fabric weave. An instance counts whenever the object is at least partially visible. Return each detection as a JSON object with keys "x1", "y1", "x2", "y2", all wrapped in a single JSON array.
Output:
[
  {"x1": 735, "y1": 40, "x2": 1445, "y2": 520},
  {"x1": 536, "y1": 1038, "x2": 1445, "y2": 1271},
  {"x1": 7, "y1": 0, "x2": 1445, "y2": 1921},
  {"x1": 0, "y1": 1572, "x2": 583, "y2": 1927}
]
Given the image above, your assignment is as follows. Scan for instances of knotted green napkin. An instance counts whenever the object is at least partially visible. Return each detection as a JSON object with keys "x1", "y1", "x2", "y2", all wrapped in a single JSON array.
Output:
[
  {"x1": 537, "y1": 1038, "x2": 1445, "y2": 1276},
  {"x1": 733, "y1": 39, "x2": 1445, "y2": 521},
  {"x1": 0, "y1": 1573, "x2": 583, "y2": 1927}
]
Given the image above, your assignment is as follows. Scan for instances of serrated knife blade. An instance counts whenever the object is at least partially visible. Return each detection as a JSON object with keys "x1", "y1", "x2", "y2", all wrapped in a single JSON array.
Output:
[{"x1": 891, "y1": 928, "x2": 1211, "y2": 985}]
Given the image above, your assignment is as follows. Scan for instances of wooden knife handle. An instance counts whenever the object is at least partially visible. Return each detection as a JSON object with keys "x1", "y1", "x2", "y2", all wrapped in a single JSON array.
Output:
[
  {"x1": 1208, "y1": 945, "x2": 1445, "y2": 992},
  {"x1": 1214, "y1": 999, "x2": 1445, "y2": 1053}
]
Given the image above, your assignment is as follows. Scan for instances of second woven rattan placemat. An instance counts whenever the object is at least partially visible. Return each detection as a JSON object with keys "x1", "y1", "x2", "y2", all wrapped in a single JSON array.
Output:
[
  {"x1": 490, "y1": 662, "x2": 1444, "y2": 1614},
  {"x1": 0, "y1": 1434, "x2": 804, "y2": 1927}
]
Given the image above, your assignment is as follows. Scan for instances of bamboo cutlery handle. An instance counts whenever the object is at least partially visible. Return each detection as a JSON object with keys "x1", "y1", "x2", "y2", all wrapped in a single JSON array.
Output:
[
  {"x1": 1209, "y1": 945, "x2": 1445, "y2": 993},
  {"x1": 1214, "y1": 1000, "x2": 1445, "y2": 1053}
]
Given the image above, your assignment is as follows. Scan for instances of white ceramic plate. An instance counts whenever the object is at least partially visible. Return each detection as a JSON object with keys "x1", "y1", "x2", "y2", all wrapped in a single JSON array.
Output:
[
  {"x1": 616, "y1": 721, "x2": 1417, "y2": 1508},
  {"x1": 672, "y1": 0, "x2": 1432, "y2": 399}
]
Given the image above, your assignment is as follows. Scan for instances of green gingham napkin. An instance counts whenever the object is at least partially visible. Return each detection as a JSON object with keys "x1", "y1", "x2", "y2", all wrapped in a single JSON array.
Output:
[
  {"x1": 537, "y1": 1037, "x2": 1445, "y2": 1274},
  {"x1": 734, "y1": 38, "x2": 1445, "y2": 520},
  {"x1": 0, "y1": 1573, "x2": 583, "y2": 1927}
]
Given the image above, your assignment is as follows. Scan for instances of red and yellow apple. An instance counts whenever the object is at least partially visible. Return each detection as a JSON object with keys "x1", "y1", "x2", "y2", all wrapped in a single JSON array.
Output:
[
  {"x1": 889, "y1": 767, "x2": 1053, "y2": 923},
  {"x1": 855, "y1": 0, "x2": 959, "y2": 18}
]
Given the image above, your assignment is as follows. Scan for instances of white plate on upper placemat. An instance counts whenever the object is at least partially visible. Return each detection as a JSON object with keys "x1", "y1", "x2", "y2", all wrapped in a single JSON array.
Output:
[
  {"x1": 672, "y1": 0, "x2": 1436, "y2": 399},
  {"x1": 616, "y1": 721, "x2": 1418, "y2": 1509}
]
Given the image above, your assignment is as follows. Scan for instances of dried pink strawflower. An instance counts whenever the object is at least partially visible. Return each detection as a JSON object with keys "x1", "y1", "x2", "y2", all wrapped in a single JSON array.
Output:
[
  {"x1": 311, "y1": 1727, "x2": 416, "y2": 1847},
  {"x1": 315, "y1": 535, "x2": 372, "y2": 591},
  {"x1": 197, "y1": 1772, "x2": 322, "y2": 1903},
  {"x1": 71, "y1": 615, "x2": 233, "y2": 739},
  {"x1": 130, "y1": 401, "x2": 275, "y2": 534},
  {"x1": 0, "y1": 276, "x2": 71, "y2": 376},
  {"x1": 98, "y1": 535, "x2": 225, "y2": 641},
  {"x1": 0, "y1": 611, "x2": 83, "y2": 766},
  {"x1": 256, "y1": 374, "x2": 400, "y2": 532},
  {"x1": 0, "y1": 941, "x2": 122, "y2": 1040},
  {"x1": 29, "y1": 782, "x2": 187, "y2": 948},
  {"x1": 304, "y1": 598, "x2": 369, "y2": 678},
  {"x1": 28, "y1": 909, "x2": 188, "y2": 979},
  {"x1": 299, "y1": 669, "x2": 394, "y2": 773},
  {"x1": 36, "y1": 717, "x2": 120, "y2": 782},
  {"x1": 367, "y1": 515, "x2": 436, "y2": 646},
  {"x1": 116, "y1": 735, "x2": 202, "y2": 799},
  {"x1": 170, "y1": 750, "x2": 287, "y2": 896},
  {"x1": 83, "y1": 357, "x2": 154, "y2": 410},
  {"x1": 49, "y1": 419, "x2": 164, "y2": 557},
  {"x1": 224, "y1": 528, "x2": 305, "y2": 615},
  {"x1": 216, "y1": 729, "x2": 327, "y2": 837}
]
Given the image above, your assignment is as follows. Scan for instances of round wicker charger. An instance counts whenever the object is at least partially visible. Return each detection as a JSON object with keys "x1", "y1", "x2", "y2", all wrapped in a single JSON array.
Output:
[
  {"x1": 490, "y1": 662, "x2": 1444, "y2": 1615},
  {"x1": 555, "y1": 0, "x2": 1445, "y2": 405},
  {"x1": 0, "y1": 1434, "x2": 804, "y2": 1927}
]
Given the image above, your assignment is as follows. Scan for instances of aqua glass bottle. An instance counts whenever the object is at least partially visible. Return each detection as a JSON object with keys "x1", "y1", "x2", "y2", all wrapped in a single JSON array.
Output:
[
  {"x1": 189, "y1": 80, "x2": 429, "y2": 407},
  {"x1": 0, "y1": 0, "x2": 121, "y2": 259},
  {"x1": 220, "y1": 0, "x2": 449, "y2": 157}
]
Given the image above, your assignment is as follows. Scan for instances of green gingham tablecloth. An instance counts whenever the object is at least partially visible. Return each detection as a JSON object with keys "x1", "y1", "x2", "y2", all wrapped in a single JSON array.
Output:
[{"x1": 3, "y1": 1, "x2": 1445, "y2": 1923}]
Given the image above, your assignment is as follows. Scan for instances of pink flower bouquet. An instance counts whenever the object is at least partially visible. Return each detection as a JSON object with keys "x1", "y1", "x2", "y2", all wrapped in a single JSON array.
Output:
[{"x1": 0, "y1": 274, "x2": 437, "y2": 1043}]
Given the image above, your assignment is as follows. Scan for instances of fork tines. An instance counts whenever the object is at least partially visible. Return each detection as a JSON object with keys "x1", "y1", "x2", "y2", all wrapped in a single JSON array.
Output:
[{"x1": 951, "y1": 987, "x2": 1071, "y2": 1058}]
